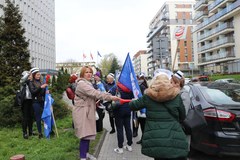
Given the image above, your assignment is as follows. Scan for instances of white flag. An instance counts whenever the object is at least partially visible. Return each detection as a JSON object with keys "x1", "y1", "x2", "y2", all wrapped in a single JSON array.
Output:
[{"x1": 173, "y1": 26, "x2": 188, "y2": 40}]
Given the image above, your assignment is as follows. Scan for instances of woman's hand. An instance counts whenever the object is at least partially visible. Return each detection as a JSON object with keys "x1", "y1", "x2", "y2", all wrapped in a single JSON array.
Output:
[
  {"x1": 111, "y1": 96, "x2": 121, "y2": 101},
  {"x1": 41, "y1": 84, "x2": 48, "y2": 88}
]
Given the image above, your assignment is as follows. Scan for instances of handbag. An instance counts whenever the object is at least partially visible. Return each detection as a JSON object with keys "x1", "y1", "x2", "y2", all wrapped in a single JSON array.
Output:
[
  {"x1": 183, "y1": 104, "x2": 207, "y2": 132},
  {"x1": 95, "y1": 111, "x2": 99, "y2": 120}
]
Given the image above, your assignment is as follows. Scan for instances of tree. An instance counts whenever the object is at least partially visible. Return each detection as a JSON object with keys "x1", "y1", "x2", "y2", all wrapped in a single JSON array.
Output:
[
  {"x1": 98, "y1": 53, "x2": 121, "y2": 76},
  {"x1": 109, "y1": 57, "x2": 120, "y2": 74},
  {"x1": 0, "y1": 0, "x2": 31, "y2": 127},
  {"x1": 0, "y1": 0, "x2": 31, "y2": 89}
]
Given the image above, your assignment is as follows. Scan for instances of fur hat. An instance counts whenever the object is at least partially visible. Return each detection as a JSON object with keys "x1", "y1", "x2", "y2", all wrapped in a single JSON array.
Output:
[
  {"x1": 107, "y1": 73, "x2": 114, "y2": 79},
  {"x1": 145, "y1": 74, "x2": 180, "y2": 102},
  {"x1": 30, "y1": 67, "x2": 39, "y2": 74},
  {"x1": 174, "y1": 70, "x2": 184, "y2": 79}
]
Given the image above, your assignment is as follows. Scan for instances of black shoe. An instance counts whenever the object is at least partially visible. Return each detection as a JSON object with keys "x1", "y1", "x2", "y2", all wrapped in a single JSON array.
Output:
[
  {"x1": 38, "y1": 133, "x2": 43, "y2": 139},
  {"x1": 23, "y1": 134, "x2": 28, "y2": 139},
  {"x1": 133, "y1": 133, "x2": 138, "y2": 138},
  {"x1": 136, "y1": 140, "x2": 142, "y2": 144},
  {"x1": 110, "y1": 129, "x2": 115, "y2": 134},
  {"x1": 29, "y1": 132, "x2": 37, "y2": 136}
]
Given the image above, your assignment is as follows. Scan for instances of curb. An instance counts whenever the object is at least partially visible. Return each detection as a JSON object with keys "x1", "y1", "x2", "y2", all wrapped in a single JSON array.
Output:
[{"x1": 93, "y1": 129, "x2": 107, "y2": 158}]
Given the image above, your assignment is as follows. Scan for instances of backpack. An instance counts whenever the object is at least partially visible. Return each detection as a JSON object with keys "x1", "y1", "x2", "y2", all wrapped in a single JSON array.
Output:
[
  {"x1": 66, "y1": 87, "x2": 75, "y2": 100},
  {"x1": 15, "y1": 90, "x2": 22, "y2": 106}
]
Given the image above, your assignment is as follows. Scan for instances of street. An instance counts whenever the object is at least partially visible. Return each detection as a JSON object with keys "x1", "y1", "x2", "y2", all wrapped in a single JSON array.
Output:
[{"x1": 189, "y1": 149, "x2": 237, "y2": 160}]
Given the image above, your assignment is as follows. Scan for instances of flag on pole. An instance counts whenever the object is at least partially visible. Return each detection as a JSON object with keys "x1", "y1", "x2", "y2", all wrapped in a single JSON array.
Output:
[
  {"x1": 90, "y1": 53, "x2": 93, "y2": 60},
  {"x1": 42, "y1": 75, "x2": 54, "y2": 139},
  {"x1": 83, "y1": 53, "x2": 86, "y2": 59},
  {"x1": 97, "y1": 51, "x2": 102, "y2": 57},
  {"x1": 118, "y1": 53, "x2": 146, "y2": 114},
  {"x1": 173, "y1": 26, "x2": 188, "y2": 40}
]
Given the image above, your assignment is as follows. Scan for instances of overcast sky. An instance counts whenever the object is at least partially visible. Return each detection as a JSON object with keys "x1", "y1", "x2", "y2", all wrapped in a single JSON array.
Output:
[{"x1": 55, "y1": 0, "x2": 168, "y2": 64}]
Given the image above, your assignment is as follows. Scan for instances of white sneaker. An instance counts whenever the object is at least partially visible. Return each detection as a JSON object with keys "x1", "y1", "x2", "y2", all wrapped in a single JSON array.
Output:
[
  {"x1": 86, "y1": 153, "x2": 97, "y2": 160},
  {"x1": 123, "y1": 145, "x2": 132, "y2": 152},
  {"x1": 114, "y1": 147, "x2": 123, "y2": 154}
]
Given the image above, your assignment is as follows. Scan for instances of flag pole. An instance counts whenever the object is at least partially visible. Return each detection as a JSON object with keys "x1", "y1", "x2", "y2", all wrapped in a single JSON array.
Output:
[
  {"x1": 172, "y1": 40, "x2": 180, "y2": 72},
  {"x1": 51, "y1": 106, "x2": 59, "y2": 138}
]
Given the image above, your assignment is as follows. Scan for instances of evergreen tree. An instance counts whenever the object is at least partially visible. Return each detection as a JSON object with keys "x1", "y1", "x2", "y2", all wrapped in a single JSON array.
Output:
[
  {"x1": 0, "y1": 0, "x2": 31, "y2": 89},
  {"x1": 0, "y1": 0, "x2": 31, "y2": 127},
  {"x1": 109, "y1": 57, "x2": 120, "y2": 74}
]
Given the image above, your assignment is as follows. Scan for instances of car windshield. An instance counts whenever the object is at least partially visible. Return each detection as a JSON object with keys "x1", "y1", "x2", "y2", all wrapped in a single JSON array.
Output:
[{"x1": 200, "y1": 87, "x2": 240, "y2": 105}]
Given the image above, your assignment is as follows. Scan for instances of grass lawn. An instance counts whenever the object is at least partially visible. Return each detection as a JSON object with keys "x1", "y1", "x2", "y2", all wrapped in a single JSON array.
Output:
[
  {"x1": 0, "y1": 115, "x2": 102, "y2": 160},
  {"x1": 210, "y1": 74, "x2": 240, "y2": 81}
]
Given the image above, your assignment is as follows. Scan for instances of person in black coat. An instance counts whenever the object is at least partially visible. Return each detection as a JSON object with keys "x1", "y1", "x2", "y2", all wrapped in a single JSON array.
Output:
[
  {"x1": 104, "y1": 73, "x2": 117, "y2": 134},
  {"x1": 29, "y1": 68, "x2": 48, "y2": 139},
  {"x1": 20, "y1": 70, "x2": 34, "y2": 139},
  {"x1": 113, "y1": 83, "x2": 134, "y2": 154}
]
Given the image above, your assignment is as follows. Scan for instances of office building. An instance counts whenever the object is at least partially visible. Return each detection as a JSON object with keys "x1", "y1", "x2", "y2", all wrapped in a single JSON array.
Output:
[{"x1": 0, "y1": 0, "x2": 56, "y2": 69}]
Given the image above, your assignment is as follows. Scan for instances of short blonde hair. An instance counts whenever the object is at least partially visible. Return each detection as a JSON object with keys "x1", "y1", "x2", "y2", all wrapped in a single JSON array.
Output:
[{"x1": 80, "y1": 66, "x2": 93, "y2": 78}]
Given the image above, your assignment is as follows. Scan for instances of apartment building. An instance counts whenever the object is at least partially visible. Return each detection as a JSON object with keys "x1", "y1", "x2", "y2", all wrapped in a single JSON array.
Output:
[
  {"x1": 194, "y1": 0, "x2": 240, "y2": 74},
  {"x1": 0, "y1": 0, "x2": 56, "y2": 69},
  {"x1": 132, "y1": 50, "x2": 149, "y2": 77},
  {"x1": 146, "y1": 1, "x2": 196, "y2": 77}
]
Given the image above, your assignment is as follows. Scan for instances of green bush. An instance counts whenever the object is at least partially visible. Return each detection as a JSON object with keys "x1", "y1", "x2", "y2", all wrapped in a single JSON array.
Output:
[{"x1": 52, "y1": 93, "x2": 70, "y2": 119}]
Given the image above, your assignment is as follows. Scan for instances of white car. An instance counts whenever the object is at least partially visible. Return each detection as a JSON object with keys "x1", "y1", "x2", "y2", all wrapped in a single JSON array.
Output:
[{"x1": 215, "y1": 78, "x2": 239, "y2": 83}]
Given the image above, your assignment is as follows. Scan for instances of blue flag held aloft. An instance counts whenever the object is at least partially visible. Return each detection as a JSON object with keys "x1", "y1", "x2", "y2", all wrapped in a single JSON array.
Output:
[
  {"x1": 41, "y1": 75, "x2": 54, "y2": 139},
  {"x1": 118, "y1": 53, "x2": 146, "y2": 114}
]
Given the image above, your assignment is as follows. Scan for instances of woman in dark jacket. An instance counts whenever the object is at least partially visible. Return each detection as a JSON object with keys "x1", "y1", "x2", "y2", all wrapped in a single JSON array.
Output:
[
  {"x1": 29, "y1": 68, "x2": 48, "y2": 139},
  {"x1": 113, "y1": 83, "x2": 134, "y2": 154},
  {"x1": 128, "y1": 72, "x2": 188, "y2": 160}
]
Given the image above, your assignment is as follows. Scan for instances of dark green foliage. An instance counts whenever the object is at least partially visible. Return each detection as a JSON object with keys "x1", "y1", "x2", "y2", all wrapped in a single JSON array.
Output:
[
  {"x1": 109, "y1": 57, "x2": 120, "y2": 74},
  {"x1": 51, "y1": 93, "x2": 70, "y2": 118},
  {"x1": 0, "y1": 0, "x2": 30, "y2": 127},
  {"x1": 51, "y1": 71, "x2": 70, "y2": 94}
]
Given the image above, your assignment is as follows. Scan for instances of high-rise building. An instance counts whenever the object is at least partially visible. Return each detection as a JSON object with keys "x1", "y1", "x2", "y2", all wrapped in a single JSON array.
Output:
[
  {"x1": 132, "y1": 50, "x2": 149, "y2": 77},
  {"x1": 194, "y1": 0, "x2": 240, "y2": 74},
  {"x1": 0, "y1": 0, "x2": 55, "y2": 69},
  {"x1": 146, "y1": 1, "x2": 196, "y2": 77}
]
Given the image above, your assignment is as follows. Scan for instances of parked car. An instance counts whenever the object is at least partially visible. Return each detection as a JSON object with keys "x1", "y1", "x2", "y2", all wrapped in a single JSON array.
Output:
[
  {"x1": 184, "y1": 82, "x2": 240, "y2": 156},
  {"x1": 191, "y1": 75, "x2": 210, "y2": 82},
  {"x1": 215, "y1": 78, "x2": 239, "y2": 83}
]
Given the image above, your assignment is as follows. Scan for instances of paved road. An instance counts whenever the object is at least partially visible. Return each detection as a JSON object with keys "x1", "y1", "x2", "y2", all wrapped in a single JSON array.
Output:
[{"x1": 98, "y1": 112, "x2": 153, "y2": 160}]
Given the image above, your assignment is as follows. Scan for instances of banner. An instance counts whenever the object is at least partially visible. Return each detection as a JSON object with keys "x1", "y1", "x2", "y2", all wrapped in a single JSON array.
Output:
[{"x1": 173, "y1": 26, "x2": 188, "y2": 40}]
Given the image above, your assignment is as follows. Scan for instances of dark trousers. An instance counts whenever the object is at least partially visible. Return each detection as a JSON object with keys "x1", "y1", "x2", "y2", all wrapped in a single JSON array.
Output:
[
  {"x1": 138, "y1": 117, "x2": 146, "y2": 140},
  {"x1": 80, "y1": 139, "x2": 90, "y2": 158},
  {"x1": 21, "y1": 99, "x2": 33, "y2": 135},
  {"x1": 132, "y1": 111, "x2": 138, "y2": 137},
  {"x1": 96, "y1": 107, "x2": 105, "y2": 132},
  {"x1": 109, "y1": 111, "x2": 115, "y2": 131},
  {"x1": 115, "y1": 114, "x2": 133, "y2": 148},
  {"x1": 33, "y1": 102, "x2": 43, "y2": 134}
]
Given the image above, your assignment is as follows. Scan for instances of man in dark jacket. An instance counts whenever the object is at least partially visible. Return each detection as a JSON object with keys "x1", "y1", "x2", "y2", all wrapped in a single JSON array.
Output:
[{"x1": 113, "y1": 83, "x2": 134, "y2": 154}]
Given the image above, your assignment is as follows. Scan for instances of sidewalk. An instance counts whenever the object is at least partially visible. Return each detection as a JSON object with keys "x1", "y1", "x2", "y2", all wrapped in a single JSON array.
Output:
[{"x1": 97, "y1": 112, "x2": 153, "y2": 160}]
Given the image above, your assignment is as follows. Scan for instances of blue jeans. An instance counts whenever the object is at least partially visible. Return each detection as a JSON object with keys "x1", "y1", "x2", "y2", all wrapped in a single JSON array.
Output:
[{"x1": 33, "y1": 102, "x2": 43, "y2": 134}]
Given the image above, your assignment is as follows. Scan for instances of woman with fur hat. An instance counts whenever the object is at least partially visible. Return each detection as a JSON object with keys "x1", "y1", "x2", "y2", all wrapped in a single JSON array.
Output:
[
  {"x1": 127, "y1": 69, "x2": 188, "y2": 160},
  {"x1": 28, "y1": 68, "x2": 48, "y2": 139}
]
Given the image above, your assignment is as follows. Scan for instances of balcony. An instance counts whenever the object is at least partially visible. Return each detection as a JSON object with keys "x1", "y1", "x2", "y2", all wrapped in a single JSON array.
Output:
[
  {"x1": 199, "y1": 51, "x2": 235, "y2": 63},
  {"x1": 197, "y1": 22, "x2": 234, "y2": 41},
  {"x1": 194, "y1": 0, "x2": 208, "y2": 11},
  {"x1": 147, "y1": 21, "x2": 168, "y2": 42},
  {"x1": 195, "y1": 0, "x2": 240, "y2": 31},
  {"x1": 199, "y1": 37, "x2": 234, "y2": 52},
  {"x1": 208, "y1": 0, "x2": 235, "y2": 13},
  {"x1": 194, "y1": 10, "x2": 208, "y2": 21}
]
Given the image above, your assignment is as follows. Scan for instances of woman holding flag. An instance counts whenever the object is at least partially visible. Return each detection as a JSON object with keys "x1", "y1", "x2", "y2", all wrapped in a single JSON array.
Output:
[
  {"x1": 73, "y1": 66, "x2": 120, "y2": 160},
  {"x1": 29, "y1": 68, "x2": 48, "y2": 139}
]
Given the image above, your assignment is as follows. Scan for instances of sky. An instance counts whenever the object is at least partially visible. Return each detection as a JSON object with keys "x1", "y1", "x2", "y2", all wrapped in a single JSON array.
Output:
[{"x1": 55, "y1": 0, "x2": 167, "y2": 64}]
